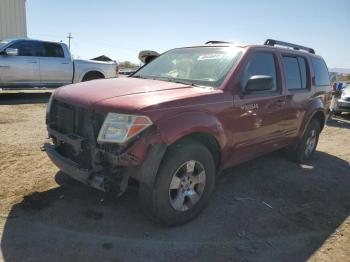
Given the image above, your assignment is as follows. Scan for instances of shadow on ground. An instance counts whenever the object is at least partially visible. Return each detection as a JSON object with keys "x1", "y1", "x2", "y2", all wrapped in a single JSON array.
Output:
[
  {"x1": 0, "y1": 93, "x2": 51, "y2": 105},
  {"x1": 1, "y1": 149, "x2": 349, "y2": 261}
]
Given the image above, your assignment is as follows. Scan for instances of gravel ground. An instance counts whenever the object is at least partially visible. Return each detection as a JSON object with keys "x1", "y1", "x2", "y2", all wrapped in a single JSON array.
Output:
[{"x1": 0, "y1": 93, "x2": 349, "y2": 262}]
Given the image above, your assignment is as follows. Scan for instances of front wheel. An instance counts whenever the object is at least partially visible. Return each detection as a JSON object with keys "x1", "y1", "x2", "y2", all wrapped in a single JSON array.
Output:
[{"x1": 139, "y1": 140, "x2": 216, "y2": 226}]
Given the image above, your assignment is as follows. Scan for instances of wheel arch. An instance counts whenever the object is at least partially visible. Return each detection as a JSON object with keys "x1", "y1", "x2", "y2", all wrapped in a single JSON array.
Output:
[
  {"x1": 311, "y1": 111, "x2": 326, "y2": 131},
  {"x1": 82, "y1": 70, "x2": 105, "y2": 81},
  {"x1": 299, "y1": 109, "x2": 326, "y2": 139},
  {"x1": 135, "y1": 112, "x2": 226, "y2": 188},
  {"x1": 167, "y1": 132, "x2": 221, "y2": 170},
  {"x1": 154, "y1": 111, "x2": 227, "y2": 172},
  {"x1": 74, "y1": 68, "x2": 106, "y2": 83}
]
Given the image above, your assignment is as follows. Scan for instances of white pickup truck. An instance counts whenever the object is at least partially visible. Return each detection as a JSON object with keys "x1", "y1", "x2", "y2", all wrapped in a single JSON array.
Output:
[{"x1": 0, "y1": 38, "x2": 118, "y2": 89}]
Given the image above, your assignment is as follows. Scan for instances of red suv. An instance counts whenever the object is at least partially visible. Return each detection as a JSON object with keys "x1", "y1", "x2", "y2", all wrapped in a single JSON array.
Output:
[{"x1": 44, "y1": 39, "x2": 332, "y2": 225}]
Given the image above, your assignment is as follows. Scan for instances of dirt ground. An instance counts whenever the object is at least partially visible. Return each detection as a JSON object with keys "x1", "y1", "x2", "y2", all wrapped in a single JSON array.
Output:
[{"x1": 0, "y1": 93, "x2": 349, "y2": 262}]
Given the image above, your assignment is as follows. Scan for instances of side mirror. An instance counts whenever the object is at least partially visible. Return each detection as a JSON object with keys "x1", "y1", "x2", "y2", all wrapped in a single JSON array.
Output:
[
  {"x1": 5, "y1": 48, "x2": 18, "y2": 56},
  {"x1": 245, "y1": 75, "x2": 273, "y2": 92}
]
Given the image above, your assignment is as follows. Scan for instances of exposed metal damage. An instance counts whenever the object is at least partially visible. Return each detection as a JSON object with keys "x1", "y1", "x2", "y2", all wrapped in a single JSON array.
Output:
[{"x1": 44, "y1": 99, "x2": 166, "y2": 196}]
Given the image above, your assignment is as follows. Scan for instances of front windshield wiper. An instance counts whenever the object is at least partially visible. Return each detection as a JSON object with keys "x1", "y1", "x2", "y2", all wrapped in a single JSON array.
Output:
[
  {"x1": 131, "y1": 75, "x2": 148, "y2": 79},
  {"x1": 142, "y1": 75, "x2": 200, "y2": 87},
  {"x1": 132, "y1": 75, "x2": 210, "y2": 88},
  {"x1": 167, "y1": 78, "x2": 200, "y2": 87}
]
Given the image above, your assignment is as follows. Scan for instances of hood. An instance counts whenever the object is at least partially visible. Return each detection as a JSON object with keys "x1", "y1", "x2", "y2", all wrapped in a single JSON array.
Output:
[{"x1": 54, "y1": 77, "x2": 196, "y2": 111}]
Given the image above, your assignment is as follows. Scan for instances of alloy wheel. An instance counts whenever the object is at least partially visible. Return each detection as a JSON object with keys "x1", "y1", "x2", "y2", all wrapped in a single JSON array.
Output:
[{"x1": 168, "y1": 160, "x2": 206, "y2": 211}]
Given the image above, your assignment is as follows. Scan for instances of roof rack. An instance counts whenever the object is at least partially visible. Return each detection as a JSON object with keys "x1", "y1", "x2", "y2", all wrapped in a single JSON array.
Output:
[
  {"x1": 264, "y1": 39, "x2": 315, "y2": 54},
  {"x1": 205, "y1": 41, "x2": 232, "y2": 44}
]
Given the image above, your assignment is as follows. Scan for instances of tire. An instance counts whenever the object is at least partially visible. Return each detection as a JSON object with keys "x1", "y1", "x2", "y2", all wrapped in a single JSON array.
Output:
[
  {"x1": 54, "y1": 171, "x2": 76, "y2": 186},
  {"x1": 287, "y1": 120, "x2": 321, "y2": 163},
  {"x1": 333, "y1": 111, "x2": 342, "y2": 117},
  {"x1": 139, "y1": 140, "x2": 216, "y2": 226},
  {"x1": 82, "y1": 72, "x2": 104, "y2": 82}
]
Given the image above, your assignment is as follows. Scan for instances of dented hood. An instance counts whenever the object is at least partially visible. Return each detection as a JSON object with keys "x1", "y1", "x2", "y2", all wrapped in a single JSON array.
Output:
[{"x1": 53, "y1": 77, "x2": 202, "y2": 113}]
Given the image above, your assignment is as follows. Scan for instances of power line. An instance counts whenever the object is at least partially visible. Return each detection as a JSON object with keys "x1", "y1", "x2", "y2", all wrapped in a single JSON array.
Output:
[
  {"x1": 67, "y1": 33, "x2": 73, "y2": 50},
  {"x1": 30, "y1": 32, "x2": 142, "y2": 51}
]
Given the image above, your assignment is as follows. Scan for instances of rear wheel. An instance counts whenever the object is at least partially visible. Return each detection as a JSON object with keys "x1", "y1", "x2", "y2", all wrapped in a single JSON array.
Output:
[
  {"x1": 333, "y1": 111, "x2": 342, "y2": 117},
  {"x1": 82, "y1": 71, "x2": 104, "y2": 82},
  {"x1": 139, "y1": 140, "x2": 216, "y2": 226},
  {"x1": 286, "y1": 120, "x2": 321, "y2": 163}
]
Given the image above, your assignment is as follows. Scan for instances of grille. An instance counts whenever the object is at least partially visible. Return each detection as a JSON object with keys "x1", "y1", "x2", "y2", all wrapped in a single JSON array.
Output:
[
  {"x1": 48, "y1": 100, "x2": 126, "y2": 168},
  {"x1": 49, "y1": 99, "x2": 105, "y2": 140},
  {"x1": 48, "y1": 99, "x2": 106, "y2": 168}
]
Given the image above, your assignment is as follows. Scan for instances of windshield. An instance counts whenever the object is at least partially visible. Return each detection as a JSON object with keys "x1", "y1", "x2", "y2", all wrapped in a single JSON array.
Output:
[{"x1": 133, "y1": 47, "x2": 243, "y2": 87}]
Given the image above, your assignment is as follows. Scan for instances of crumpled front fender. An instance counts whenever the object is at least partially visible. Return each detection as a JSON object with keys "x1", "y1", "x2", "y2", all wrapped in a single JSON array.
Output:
[{"x1": 154, "y1": 111, "x2": 227, "y2": 149}]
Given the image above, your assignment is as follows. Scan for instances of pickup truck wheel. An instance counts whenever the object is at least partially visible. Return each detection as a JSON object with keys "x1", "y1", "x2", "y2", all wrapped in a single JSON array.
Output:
[
  {"x1": 139, "y1": 141, "x2": 215, "y2": 226},
  {"x1": 82, "y1": 72, "x2": 104, "y2": 82},
  {"x1": 288, "y1": 120, "x2": 321, "y2": 163},
  {"x1": 333, "y1": 111, "x2": 342, "y2": 117}
]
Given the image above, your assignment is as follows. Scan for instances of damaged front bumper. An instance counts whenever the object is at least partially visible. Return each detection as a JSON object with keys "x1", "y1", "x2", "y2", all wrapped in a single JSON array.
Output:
[
  {"x1": 44, "y1": 126, "x2": 167, "y2": 195},
  {"x1": 44, "y1": 143, "x2": 113, "y2": 192}
]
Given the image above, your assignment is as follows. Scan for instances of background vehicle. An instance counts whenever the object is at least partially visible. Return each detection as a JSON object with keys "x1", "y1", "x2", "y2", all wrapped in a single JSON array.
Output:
[
  {"x1": 44, "y1": 39, "x2": 332, "y2": 226},
  {"x1": 332, "y1": 83, "x2": 350, "y2": 115},
  {"x1": 0, "y1": 38, "x2": 118, "y2": 89}
]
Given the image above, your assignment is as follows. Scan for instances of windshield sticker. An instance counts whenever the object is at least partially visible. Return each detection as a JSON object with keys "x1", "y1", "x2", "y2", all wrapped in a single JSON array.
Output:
[{"x1": 197, "y1": 54, "x2": 224, "y2": 61}]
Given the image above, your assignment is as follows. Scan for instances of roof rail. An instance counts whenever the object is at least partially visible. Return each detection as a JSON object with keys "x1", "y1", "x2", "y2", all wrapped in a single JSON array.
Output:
[
  {"x1": 264, "y1": 39, "x2": 315, "y2": 54},
  {"x1": 205, "y1": 41, "x2": 232, "y2": 44}
]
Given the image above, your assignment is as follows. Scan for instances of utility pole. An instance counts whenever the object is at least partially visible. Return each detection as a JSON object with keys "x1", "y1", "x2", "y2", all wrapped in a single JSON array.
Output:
[{"x1": 67, "y1": 33, "x2": 72, "y2": 50}]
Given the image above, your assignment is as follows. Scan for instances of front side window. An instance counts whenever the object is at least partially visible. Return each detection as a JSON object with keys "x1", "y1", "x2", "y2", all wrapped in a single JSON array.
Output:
[
  {"x1": 282, "y1": 56, "x2": 308, "y2": 90},
  {"x1": 43, "y1": 42, "x2": 64, "y2": 57},
  {"x1": 241, "y1": 52, "x2": 277, "y2": 91},
  {"x1": 312, "y1": 58, "x2": 330, "y2": 86},
  {"x1": 133, "y1": 47, "x2": 243, "y2": 87},
  {"x1": 9, "y1": 41, "x2": 44, "y2": 56}
]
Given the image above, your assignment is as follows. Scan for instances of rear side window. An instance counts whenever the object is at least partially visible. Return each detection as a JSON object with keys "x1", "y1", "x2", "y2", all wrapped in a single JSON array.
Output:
[
  {"x1": 241, "y1": 52, "x2": 277, "y2": 91},
  {"x1": 282, "y1": 56, "x2": 308, "y2": 90},
  {"x1": 311, "y1": 58, "x2": 330, "y2": 86},
  {"x1": 43, "y1": 42, "x2": 64, "y2": 57}
]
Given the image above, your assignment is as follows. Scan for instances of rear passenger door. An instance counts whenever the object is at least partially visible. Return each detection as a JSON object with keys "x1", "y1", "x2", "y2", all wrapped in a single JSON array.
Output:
[
  {"x1": 39, "y1": 42, "x2": 73, "y2": 87},
  {"x1": 281, "y1": 54, "x2": 310, "y2": 140}
]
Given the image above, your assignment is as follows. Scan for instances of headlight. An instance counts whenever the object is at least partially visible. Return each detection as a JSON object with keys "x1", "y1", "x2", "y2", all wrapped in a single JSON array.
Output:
[
  {"x1": 97, "y1": 113, "x2": 153, "y2": 144},
  {"x1": 341, "y1": 92, "x2": 348, "y2": 100}
]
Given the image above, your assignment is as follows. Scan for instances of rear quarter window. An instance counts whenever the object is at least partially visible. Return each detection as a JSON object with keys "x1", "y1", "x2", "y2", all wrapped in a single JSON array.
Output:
[
  {"x1": 282, "y1": 56, "x2": 308, "y2": 90},
  {"x1": 311, "y1": 58, "x2": 330, "y2": 86}
]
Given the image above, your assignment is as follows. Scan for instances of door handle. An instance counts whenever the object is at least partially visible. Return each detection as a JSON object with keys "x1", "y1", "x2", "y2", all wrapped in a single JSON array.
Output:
[
  {"x1": 61, "y1": 62, "x2": 70, "y2": 64},
  {"x1": 27, "y1": 61, "x2": 38, "y2": 64},
  {"x1": 277, "y1": 99, "x2": 286, "y2": 106}
]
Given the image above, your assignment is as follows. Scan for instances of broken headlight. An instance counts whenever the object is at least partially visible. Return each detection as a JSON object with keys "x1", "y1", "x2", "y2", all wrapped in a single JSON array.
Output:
[{"x1": 97, "y1": 113, "x2": 152, "y2": 144}]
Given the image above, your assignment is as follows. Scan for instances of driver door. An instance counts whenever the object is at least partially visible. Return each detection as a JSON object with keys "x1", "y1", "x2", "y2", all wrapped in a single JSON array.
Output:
[
  {"x1": 227, "y1": 51, "x2": 287, "y2": 165},
  {"x1": 0, "y1": 40, "x2": 42, "y2": 88}
]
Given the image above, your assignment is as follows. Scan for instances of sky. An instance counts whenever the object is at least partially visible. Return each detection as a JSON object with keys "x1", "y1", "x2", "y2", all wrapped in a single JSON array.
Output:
[{"x1": 26, "y1": 0, "x2": 350, "y2": 68}]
